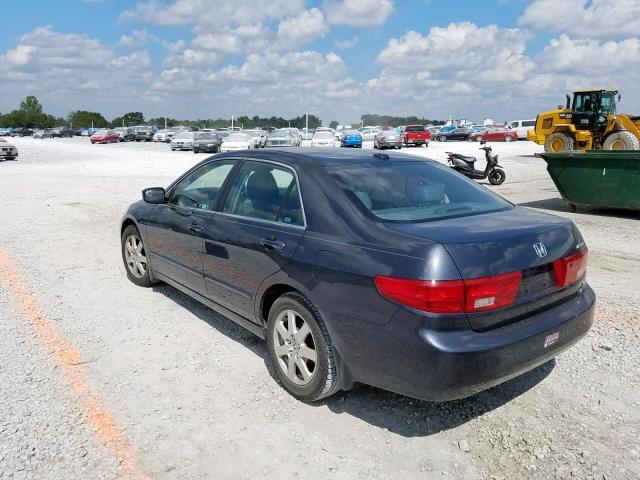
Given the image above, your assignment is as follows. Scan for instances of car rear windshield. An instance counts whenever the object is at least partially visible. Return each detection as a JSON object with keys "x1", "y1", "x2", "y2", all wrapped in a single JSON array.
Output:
[
  {"x1": 326, "y1": 161, "x2": 512, "y2": 223},
  {"x1": 405, "y1": 126, "x2": 425, "y2": 132}
]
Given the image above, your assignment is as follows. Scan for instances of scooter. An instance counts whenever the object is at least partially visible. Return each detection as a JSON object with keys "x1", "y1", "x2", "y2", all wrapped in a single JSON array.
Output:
[{"x1": 446, "y1": 142, "x2": 506, "y2": 185}]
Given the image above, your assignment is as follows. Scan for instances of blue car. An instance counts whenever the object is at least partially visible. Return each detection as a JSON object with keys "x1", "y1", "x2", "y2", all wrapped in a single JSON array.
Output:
[
  {"x1": 340, "y1": 130, "x2": 362, "y2": 148},
  {"x1": 120, "y1": 149, "x2": 595, "y2": 402}
]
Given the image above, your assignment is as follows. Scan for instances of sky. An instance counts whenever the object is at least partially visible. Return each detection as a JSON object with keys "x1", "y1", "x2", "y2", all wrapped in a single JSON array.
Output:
[{"x1": 1, "y1": 0, "x2": 639, "y2": 124}]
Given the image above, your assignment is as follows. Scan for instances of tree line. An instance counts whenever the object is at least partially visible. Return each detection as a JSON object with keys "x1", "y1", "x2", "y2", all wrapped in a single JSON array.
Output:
[{"x1": 0, "y1": 96, "x2": 446, "y2": 130}]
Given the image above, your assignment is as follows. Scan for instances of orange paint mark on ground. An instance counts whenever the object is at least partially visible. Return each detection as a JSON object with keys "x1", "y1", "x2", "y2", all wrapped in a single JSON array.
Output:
[{"x1": 0, "y1": 248, "x2": 149, "y2": 479}]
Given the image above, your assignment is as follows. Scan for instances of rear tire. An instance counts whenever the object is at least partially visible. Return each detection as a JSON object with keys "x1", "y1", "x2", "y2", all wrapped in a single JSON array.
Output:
[
  {"x1": 266, "y1": 293, "x2": 340, "y2": 402},
  {"x1": 504, "y1": 135, "x2": 514, "y2": 142},
  {"x1": 603, "y1": 131, "x2": 640, "y2": 150},
  {"x1": 488, "y1": 168, "x2": 506, "y2": 185},
  {"x1": 475, "y1": 136, "x2": 484, "y2": 142},
  {"x1": 544, "y1": 132, "x2": 574, "y2": 152}
]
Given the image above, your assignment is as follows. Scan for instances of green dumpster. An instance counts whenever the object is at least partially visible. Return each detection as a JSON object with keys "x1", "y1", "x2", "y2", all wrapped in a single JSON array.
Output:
[{"x1": 538, "y1": 150, "x2": 640, "y2": 212}]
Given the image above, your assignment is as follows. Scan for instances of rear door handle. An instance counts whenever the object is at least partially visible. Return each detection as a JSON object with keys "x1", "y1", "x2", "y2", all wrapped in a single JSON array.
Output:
[
  {"x1": 187, "y1": 223, "x2": 204, "y2": 233},
  {"x1": 260, "y1": 239, "x2": 285, "y2": 251}
]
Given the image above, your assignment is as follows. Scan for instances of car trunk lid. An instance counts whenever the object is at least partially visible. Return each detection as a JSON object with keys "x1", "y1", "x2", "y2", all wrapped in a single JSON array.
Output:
[{"x1": 387, "y1": 207, "x2": 586, "y2": 331}]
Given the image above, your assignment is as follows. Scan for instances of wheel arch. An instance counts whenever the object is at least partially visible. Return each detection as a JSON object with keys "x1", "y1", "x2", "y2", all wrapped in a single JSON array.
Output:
[{"x1": 120, "y1": 216, "x2": 139, "y2": 237}]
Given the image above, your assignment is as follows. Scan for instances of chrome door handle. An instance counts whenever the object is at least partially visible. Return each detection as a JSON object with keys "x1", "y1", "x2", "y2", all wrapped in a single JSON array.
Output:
[
  {"x1": 187, "y1": 223, "x2": 204, "y2": 233},
  {"x1": 260, "y1": 239, "x2": 285, "y2": 251}
]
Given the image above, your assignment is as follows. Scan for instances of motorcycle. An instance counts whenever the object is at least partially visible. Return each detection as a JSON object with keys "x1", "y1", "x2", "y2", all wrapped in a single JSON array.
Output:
[{"x1": 446, "y1": 142, "x2": 506, "y2": 185}]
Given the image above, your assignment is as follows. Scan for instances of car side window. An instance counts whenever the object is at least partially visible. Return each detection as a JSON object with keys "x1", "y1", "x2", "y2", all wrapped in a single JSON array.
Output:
[
  {"x1": 223, "y1": 161, "x2": 302, "y2": 224},
  {"x1": 169, "y1": 161, "x2": 235, "y2": 211}
]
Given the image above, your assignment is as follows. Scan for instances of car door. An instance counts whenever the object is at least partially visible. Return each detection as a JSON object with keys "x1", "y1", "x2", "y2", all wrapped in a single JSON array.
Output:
[
  {"x1": 144, "y1": 160, "x2": 236, "y2": 296},
  {"x1": 203, "y1": 160, "x2": 305, "y2": 320}
]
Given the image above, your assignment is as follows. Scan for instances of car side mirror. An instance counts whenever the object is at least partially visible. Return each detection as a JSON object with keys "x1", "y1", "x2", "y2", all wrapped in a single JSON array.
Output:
[{"x1": 142, "y1": 187, "x2": 166, "y2": 204}]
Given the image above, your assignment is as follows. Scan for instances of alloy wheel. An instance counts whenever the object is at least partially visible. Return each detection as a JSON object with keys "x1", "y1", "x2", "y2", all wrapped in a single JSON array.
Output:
[
  {"x1": 124, "y1": 234, "x2": 148, "y2": 279},
  {"x1": 272, "y1": 309, "x2": 317, "y2": 386}
]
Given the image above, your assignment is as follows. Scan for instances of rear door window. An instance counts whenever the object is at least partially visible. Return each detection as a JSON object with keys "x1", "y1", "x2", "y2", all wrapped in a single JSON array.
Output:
[
  {"x1": 327, "y1": 161, "x2": 511, "y2": 223},
  {"x1": 522, "y1": 121, "x2": 536, "y2": 127}
]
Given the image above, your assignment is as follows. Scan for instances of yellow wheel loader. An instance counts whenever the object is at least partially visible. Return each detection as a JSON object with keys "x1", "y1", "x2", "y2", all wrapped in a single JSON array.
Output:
[{"x1": 528, "y1": 89, "x2": 640, "y2": 152}]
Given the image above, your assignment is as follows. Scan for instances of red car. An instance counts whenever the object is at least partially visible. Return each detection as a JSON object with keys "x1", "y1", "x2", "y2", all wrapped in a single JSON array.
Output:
[
  {"x1": 90, "y1": 129, "x2": 119, "y2": 144},
  {"x1": 399, "y1": 125, "x2": 430, "y2": 147},
  {"x1": 468, "y1": 127, "x2": 518, "y2": 143}
]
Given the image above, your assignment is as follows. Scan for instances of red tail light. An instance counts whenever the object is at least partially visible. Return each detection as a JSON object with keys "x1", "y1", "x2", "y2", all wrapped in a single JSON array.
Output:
[
  {"x1": 375, "y1": 271, "x2": 522, "y2": 314},
  {"x1": 553, "y1": 250, "x2": 588, "y2": 287}
]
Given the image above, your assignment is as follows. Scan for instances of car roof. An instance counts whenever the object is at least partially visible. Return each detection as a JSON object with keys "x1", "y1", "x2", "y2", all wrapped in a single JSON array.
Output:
[{"x1": 216, "y1": 148, "x2": 436, "y2": 167}]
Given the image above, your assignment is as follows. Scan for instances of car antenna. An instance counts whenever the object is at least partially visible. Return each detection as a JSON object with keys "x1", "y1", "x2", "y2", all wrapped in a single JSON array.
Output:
[{"x1": 373, "y1": 153, "x2": 390, "y2": 160}]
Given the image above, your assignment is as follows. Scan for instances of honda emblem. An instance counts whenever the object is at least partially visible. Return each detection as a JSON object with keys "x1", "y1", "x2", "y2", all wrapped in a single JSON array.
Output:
[{"x1": 533, "y1": 242, "x2": 547, "y2": 258}]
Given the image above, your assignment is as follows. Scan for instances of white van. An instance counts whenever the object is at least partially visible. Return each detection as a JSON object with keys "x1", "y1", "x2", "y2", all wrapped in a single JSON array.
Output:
[{"x1": 507, "y1": 119, "x2": 536, "y2": 140}]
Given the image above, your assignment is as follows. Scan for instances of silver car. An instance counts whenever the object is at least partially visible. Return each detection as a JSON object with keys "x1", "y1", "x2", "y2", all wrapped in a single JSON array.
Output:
[
  {"x1": 310, "y1": 131, "x2": 336, "y2": 147},
  {"x1": 266, "y1": 129, "x2": 296, "y2": 147},
  {"x1": 374, "y1": 129, "x2": 402, "y2": 150},
  {"x1": 0, "y1": 138, "x2": 18, "y2": 160},
  {"x1": 170, "y1": 131, "x2": 195, "y2": 151},
  {"x1": 244, "y1": 129, "x2": 268, "y2": 148}
]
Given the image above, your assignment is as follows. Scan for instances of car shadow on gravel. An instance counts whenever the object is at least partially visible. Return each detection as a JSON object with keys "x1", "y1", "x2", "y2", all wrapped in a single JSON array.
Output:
[
  {"x1": 519, "y1": 198, "x2": 639, "y2": 218},
  {"x1": 320, "y1": 360, "x2": 555, "y2": 437},
  {"x1": 152, "y1": 283, "x2": 555, "y2": 437}
]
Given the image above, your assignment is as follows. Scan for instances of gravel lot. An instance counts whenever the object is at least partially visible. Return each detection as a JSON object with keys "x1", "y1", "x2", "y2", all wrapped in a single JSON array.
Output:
[{"x1": 1, "y1": 137, "x2": 639, "y2": 480}]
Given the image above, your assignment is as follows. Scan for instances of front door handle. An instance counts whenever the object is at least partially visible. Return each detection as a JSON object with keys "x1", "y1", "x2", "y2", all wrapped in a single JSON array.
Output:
[
  {"x1": 187, "y1": 223, "x2": 204, "y2": 233},
  {"x1": 260, "y1": 239, "x2": 285, "y2": 251}
]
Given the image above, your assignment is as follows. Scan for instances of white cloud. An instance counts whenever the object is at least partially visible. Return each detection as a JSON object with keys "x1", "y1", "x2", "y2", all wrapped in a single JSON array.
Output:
[
  {"x1": 120, "y1": 0, "x2": 305, "y2": 28},
  {"x1": 0, "y1": 26, "x2": 155, "y2": 117},
  {"x1": 519, "y1": 0, "x2": 640, "y2": 38},
  {"x1": 276, "y1": 8, "x2": 329, "y2": 47},
  {"x1": 335, "y1": 36, "x2": 359, "y2": 49},
  {"x1": 324, "y1": 0, "x2": 394, "y2": 27},
  {"x1": 118, "y1": 29, "x2": 152, "y2": 47}
]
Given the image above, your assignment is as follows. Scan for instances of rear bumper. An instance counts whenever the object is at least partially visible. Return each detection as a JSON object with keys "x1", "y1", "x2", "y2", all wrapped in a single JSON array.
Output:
[{"x1": 338, "y1": 283, "x2": 595, "y2": 401}]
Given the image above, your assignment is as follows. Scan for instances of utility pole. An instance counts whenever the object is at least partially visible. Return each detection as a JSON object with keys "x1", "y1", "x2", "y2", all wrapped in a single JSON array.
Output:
[
  {"x1": 305, "y1": 113, "x2": 308, "y2": 134},
  {"x1": 164, "y1": 118, "x2": 167, "y2": 130},
  {"x1": 231, "y1": 115, "x2": 234, "y2": 130}
]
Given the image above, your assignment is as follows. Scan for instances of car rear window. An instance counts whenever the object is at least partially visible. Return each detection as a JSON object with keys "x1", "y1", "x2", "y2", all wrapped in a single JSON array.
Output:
[
  {"x1": 326, "y1": 161, "x2": 511, "y2": 223},
  {"x1": 405, "y1": 126, "x2": 425, "y2": 132}
]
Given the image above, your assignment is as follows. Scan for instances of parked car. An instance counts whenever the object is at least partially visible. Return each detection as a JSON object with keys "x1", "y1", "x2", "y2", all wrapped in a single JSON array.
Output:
[
  {"x1": 507, "y1": 119, "x2": 536, "y2": 140},
  {"x1": 81, "y1": 128, "x2": 97, "y2": 137},
  {"x1": 469, "y1": 127, "x2": 518, "y2": 143},
  {"x1": 281, "y1": 128, "x2": 302, "y2": 146},
  {"x1": 121, "y1": 149, "x2": 595, "y2": 402},
  {"x1": 266, "y1": 129, "x2": 296, "y2": 148},
  {"x1": 134, "y1": 127, "x2": 154, "y2": 142},
  {"x1": 434, "y1": 128, "x2": 472, "y2": 142},
  {"x1": 244, "y1": 129, "x2": 268, "y2": 148},
  {"x1": 359, "y1": 127, "x2": 381, "y2": 142},
  {"x1": 300, "y1": 128, "x2": 314, "y2": 141},
  {"x1": 114, "y1": 127, "x2": 136, "y2": 142},
  {"x1": 0, "y1": 128, "x2": 13, "y2": 136},
  {"x1": 220, "y1": 133, "x2": 253, "y2": 152},
  {"x1": 0, "y1": 138, "x2": 18, "y2": 161},
  {"x1": 10, "y1": 127, "x2": 33, "y2": 137},
  {"x1": 193, "y1": 132, "x2": 223, "y2": 153},
  {"x1": 373, "y1": 130, "x2": 402, "y2": 149},
  {"x1": 50, "y1": 127, "x2": 74, "y2": 138},
  {"x1": 171, "y1": 131, "x2": 196, "y2": 151},
  {"x1": 340, "y1": 130, "x2": 363, "y2": 148},
  {"x1": 90, "y1": 129, "x2": 119, "y2": 144},
  {"x1": 153, "y1": 129, "x2": 174, "y2": 142},
  {"x1": 399, "y1": 125, "x2": 430, "y2": 147},
  {"x1": 310, "y1": 131, "x2": 336, "y2": 147},
  {"x1": 32, "y1": 129, "x2": 53, "y2": 139}
]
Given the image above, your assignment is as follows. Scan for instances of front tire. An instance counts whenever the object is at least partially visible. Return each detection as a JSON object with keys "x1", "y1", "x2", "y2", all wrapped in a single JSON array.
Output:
[
  {"x1": 504, "y1": 135, "x2": 514, "y2": 142},
  {"x1": 488, "y1": 168, "x2": 506, "y2": 185},
  {"x1": 544, "y1": 132, "x2": 574, "y2": 152},
  {"x1": 121, "y1": 225, "x2": 154, "y2": 287},
  {"x1": 266, "y1": 293, "x2": 340, "y2": 402}
]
